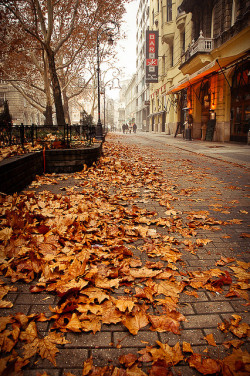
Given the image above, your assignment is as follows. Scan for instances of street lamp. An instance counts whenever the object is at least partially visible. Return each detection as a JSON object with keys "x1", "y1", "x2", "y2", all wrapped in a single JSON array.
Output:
[
  {"x1": 96, "y1": 21, "x2": 119, "y2": 140},
  {"x1": 101, "y1": 69, "x2": 122, "y2": 133}
]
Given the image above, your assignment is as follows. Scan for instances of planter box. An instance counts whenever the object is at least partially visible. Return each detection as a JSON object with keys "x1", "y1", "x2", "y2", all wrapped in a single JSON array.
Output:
[{"x1": 0, "y1": 144, "x2": 102, "y2": 194}]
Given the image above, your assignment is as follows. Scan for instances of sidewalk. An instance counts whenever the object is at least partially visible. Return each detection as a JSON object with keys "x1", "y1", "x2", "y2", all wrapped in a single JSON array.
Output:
[
  {"x1": 136, "y1": 132, "x2": 250, "y2": 169},
  {"x1": 0, "y1": 133, "x2": 249, "y2": 375}
]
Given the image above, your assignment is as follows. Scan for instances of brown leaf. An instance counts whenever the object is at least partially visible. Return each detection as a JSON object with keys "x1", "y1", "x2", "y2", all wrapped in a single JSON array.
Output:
[
  {"x1": 119, "y1": 353, "x2": 137, "y2": 367},
  {"x1": 122, "y1": 308, "x2": 149, "y2": 335},
  {"x1": 223, "y1": 349, "x2": 250, "y2": 376},
  {"x1": 82, "y1": 356, "x2": 93, "y2": 375},
  {"x1": 188, "y1": 353, "x2": 221, "y2": 375},
  {"x1": 148, "y1": 314, "x2": 185, "y2": 334},
  {"x1": 65, "y1": 313, "x2": 82, "y2": 332},
  {"x1": 150, "y1": 342, "x2": 183, "y2": 366},
  {"x1": 183, "y1": 341, "x2": 193, "y2": 353},
  {"x1": 204, "y1": 333, "x2": 217, "y2": 347}
]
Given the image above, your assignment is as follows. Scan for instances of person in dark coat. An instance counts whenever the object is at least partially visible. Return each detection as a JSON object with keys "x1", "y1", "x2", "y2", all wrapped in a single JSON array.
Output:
[{"x1": 133, "y1": 123, "x2": 137, "y2": 133}]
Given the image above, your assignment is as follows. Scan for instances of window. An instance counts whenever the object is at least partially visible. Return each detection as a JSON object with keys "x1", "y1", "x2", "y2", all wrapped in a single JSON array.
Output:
[
  {"x1": 169, "y1": 44, "x2": 173, "y2": 67},
  {"x1": 167, "y1": 0, "x2": 172, "y2": 22},
  {"x1": 180, "y1": 30, "x2": 185, "y2": 55},
  {"x1": 211, "y1": 6, "x2": 215, "y2": 37},
  {"x1": 162, "y1": 55, "x2": 166, "y2": 76},
  {"x1": 0, "y1": 92, "x2": 6, "y2": 107}
]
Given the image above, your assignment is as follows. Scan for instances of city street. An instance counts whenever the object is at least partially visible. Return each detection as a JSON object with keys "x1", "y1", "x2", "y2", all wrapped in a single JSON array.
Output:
[{"x1": 0, "y1": 133, "x2": 249, "y2": 375}]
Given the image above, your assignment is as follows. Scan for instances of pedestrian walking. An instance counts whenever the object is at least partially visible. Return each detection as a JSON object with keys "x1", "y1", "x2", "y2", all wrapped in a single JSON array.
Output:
[
  {"x1": 122, "y1": 123, "x2": 126, "y2": 134},
  {"x1": 133, "y1": 123, "x2": 137, "y2": 133}
]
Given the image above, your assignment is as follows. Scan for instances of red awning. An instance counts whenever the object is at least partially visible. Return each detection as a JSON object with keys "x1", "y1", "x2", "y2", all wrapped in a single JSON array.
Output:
[{"x1": 166, "y1": 52, "x2": 249, "y2": 94}]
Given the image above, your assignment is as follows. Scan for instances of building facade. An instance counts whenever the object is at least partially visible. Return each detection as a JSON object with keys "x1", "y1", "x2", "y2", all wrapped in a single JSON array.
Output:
[
  {"x1": 135, "y1": 0, "x2": 150, "y2": 131},
  {"x1": 149, "y1": 0, "x2": 250, "y2": 142},
  {"x1": 0, "y1": 81, "x2": 43, "y2": 125},
  {"x1": 125, "y1": 74, "x2": 137, "y2": 125}
]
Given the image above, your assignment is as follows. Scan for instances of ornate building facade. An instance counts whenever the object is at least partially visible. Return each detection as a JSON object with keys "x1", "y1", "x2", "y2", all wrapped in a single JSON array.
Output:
[{"x1": 149, "y1": 0, "x2": 250, "y2": 142}]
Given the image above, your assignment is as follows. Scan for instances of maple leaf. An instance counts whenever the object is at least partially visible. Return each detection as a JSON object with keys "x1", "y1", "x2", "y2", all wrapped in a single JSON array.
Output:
[
  {"x1": 22, "y1": 331, "x2": 69, "y2": 366},
  {"x1": 223, "y1": 340, "x2": 244, "y2": 349},
  {"x1": 149, "y1": 314, "x2": 182, "y2": 335},
  {"x1": 148, "y1": 359, "x2": 173, "y2": 375},
  {"x1": 188, "y1": 353, "x2": 221, "y2": 375},
  {"x1": 81, "y1": 287, "x2": 109, "y2": 303},
  {"x1": 0, "y1": 316, "x2": 13, "y2": 332},
  {"x1": 130, "y1": 267, "x2": 161, "y2": 279},
  {"x1": 119, "y1": 353, "x2": 137, "y2": 367},
  {"x1": 156, "y1": 280, "x2": 185, "y2": 299},
  {"x1": 0, "y1": 228, "x2": 13, "y2": 245},
  {"x1": 112, "y1": 297, "x2": 135, "y2": 313},
  {"x1": 223, "y1": 349, "x2": 250, "y2": 376},
  {"x1": 80, "y1": 317, "x2": 102, "y2": 334},
  {"x1": 65, "y1": 313, "x2": 82, "y2": 332},
  {"x1": 122, "y1": 307, "x2": 149, "y2": 335},
  {"x1": 150, "y1": 342, "x2": 183, "y2": 366},
  {"x1": 126, "y1": 365, "x2": 147, "y2": 375}
]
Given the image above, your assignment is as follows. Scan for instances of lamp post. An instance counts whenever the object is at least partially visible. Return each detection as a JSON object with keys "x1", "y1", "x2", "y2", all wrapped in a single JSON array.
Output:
[
  {"x1": 101, "y1": 70, "x2": 121, "y2": 134},
  {"x1": 96, "y1": 21, "x2": 119, "y2": 140}
]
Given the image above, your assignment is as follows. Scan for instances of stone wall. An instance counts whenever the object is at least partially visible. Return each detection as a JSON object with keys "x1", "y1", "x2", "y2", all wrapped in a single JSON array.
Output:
[{"x1": 0, "y1": 145, "x2": 102, "y2": 194}]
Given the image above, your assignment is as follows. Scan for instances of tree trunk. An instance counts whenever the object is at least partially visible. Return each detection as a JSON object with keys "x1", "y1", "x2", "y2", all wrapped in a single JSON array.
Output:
[
  {"x1": 45, "y1": 45, "x2": 66, "y2": 126},
  {"x1": 43, "y1": 105, "x2": 53, "y2": 125},
  {"x1": 43, "y1": 51, "x2": 53, "y2": 125},
  {"x1": 60, "y1": 75, "x2": 71, "y2": 125}
]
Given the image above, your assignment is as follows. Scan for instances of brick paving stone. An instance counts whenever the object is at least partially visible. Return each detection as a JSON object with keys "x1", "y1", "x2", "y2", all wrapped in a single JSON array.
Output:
[
  {"x1": 15, "y1": 293, "x2": 56, "y2": 305},
  {"x1": 65, "y1": 331, "x2": 112, "y2": 348},
  {"x1": 0, "y1": 304, "x2": 30, "y2": 316},
  {"x1": 203, "y1": 328, "x2": 235, "y2": 345},
  {"x1": 193, "y1": 301, "x2": 234, "y2": 314},
  {"x1": 172, "y1": 365, "x2": 201, "y2": 376},
  {"x1": 159, "y1": 329, "x2": 205, "y2": 346},
  {"x1": 182, "y1": 314, "x2": 222, "y2": 329},
  {"x1": 23, "y1": 370, "x2": 61, "y2": 376},
  {"x1": 179, "y1": 292, "x2": 209, "y2": 303},
  {"x1": 113, "y1": 331, "x2": 159, "y2": 348},
  {"x1": 34, "y1": 348, "x2": 89, "y2": 369},
  {"x1": 91, "y1": 347, "x2": 137, "y2": 367}
]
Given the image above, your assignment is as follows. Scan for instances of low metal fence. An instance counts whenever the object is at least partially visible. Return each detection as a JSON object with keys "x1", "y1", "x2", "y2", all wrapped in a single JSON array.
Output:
[{"x1": 0, "y1": 123, "x2": 96, "y2": 148}]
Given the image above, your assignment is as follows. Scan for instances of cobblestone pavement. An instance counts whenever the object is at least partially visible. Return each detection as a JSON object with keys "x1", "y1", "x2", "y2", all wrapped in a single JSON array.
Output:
[{"x1": 0, "y1": 133, "x2": 249, "y2": 375}]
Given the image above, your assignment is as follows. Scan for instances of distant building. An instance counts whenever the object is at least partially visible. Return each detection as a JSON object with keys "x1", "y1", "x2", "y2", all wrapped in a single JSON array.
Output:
[
  {"x1": 136, "y1": 0, "x2": 150, "y2": 131},
  {"x1": 125, "y1": 74, "x2": 137, "y2": 125},
  {"x1": 0, "y1": 80, "x2": 43, "y2": 125}
]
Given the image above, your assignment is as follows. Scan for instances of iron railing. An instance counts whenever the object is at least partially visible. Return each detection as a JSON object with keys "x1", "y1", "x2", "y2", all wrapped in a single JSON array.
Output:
[{"x1": 0, "y1": 123, "x2": 96, "y2": 148}]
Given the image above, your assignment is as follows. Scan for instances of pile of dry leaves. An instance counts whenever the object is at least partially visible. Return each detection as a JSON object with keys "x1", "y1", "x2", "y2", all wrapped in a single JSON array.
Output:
[{"x1": 0, "y1": 137, "x2": 249, "y2": 375}]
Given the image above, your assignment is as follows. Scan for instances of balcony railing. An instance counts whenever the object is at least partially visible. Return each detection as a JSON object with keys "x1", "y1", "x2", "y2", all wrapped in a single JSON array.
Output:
[{"x1": 181, "y1": 31, "x2": 214, "y2": 65}]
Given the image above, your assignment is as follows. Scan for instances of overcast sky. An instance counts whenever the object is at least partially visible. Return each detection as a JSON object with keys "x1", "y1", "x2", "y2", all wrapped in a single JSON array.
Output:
[
  {"x1": 107, "y1": 0, "x2": 138, "y2": 99},
  {"x1": 116, "y1": 0, "x2": 138, "y2": 77}
]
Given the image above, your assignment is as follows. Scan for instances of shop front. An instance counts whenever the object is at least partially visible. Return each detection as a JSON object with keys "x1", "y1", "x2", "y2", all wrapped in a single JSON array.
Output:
[{"x1": 230, "y1": 60, "x2": 250, "y2": 143}]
